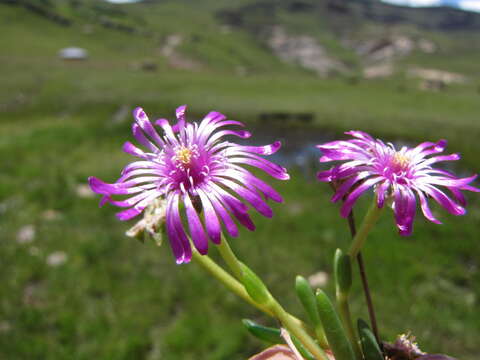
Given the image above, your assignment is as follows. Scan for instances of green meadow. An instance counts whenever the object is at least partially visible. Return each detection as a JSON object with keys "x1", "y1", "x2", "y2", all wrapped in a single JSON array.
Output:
[{"x1": 1, "y1": 2, "x2": 479, "y2": 359}]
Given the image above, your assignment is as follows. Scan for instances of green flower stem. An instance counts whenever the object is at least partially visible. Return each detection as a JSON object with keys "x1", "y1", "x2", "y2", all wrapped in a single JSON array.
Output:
[
  {"x1": 348, "y1": 200, "x2": 384, "y2": 258},
  {"x1": 337, "y1": 293, "x2": 362, "y2": 360},
  {"x1": 217, "y1": 235, "x2": 244, "y2": 280},
  {"x1": 269, "y1": 300, "x2": 330, "y2": 360},
  {"x1": 191, "y1": 249, "x2": 274, "y2": 316},
  {"x1": 216, "y1": 236, "x2": 315, "y2": 338},
  {"x1": 192, "y1": 249, "x2": 315, "y2": 329},
  {"x1": 198, "y1": 241, "x2": 328, "y2": 359}
]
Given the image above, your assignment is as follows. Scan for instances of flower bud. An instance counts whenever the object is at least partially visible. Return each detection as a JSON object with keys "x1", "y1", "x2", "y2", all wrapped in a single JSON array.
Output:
[
  {"x1": 334, "y1": 249, "x2": 352, "y2": 296},
  {"x1": 240, "y1": 262, "x2": 272, "y2": 305}
]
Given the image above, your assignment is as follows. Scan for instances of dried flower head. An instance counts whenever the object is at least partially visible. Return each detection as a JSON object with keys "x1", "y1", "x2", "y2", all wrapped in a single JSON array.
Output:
[
  {"x1": 317, "y1": 131, "x2": 479, "y2": 235},
  {"x1": 125, "y1": 198, "x2": 167, "y2": 245},
  {"x1": 89, "y1": 106, "x2": 289, "y2": 263}
]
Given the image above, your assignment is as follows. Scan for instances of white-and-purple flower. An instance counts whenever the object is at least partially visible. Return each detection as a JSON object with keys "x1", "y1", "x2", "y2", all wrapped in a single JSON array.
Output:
[
  {"x1": 317, "y1": 131, "x2": 479, "y2": 235},
  {"x1": 89, "y1": 106, "x2": 289, "y2": 263}
]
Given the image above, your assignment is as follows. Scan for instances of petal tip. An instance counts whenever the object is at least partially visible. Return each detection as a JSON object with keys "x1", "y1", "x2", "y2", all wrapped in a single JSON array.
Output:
[{"x1": 133, "y1": 107, "x2": 146, "y2": 120}]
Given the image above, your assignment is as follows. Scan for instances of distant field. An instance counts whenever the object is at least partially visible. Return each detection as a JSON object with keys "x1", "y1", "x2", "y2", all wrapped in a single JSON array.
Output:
[{"x1": 1, "y1": 2, "x2": 480, "y2": 360}]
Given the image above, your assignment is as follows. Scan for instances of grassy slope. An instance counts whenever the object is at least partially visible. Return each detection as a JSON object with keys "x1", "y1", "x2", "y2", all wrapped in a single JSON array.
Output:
[{"x1": 1, "y1": 2, "x2": 479, "y2": 359}]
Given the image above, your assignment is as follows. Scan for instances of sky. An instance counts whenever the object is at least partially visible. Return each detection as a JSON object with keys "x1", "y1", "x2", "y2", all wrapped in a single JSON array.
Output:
[
  {"x1": 381, "y1": 0, "x2": 480, "y2": 12},
  {"x1": 105, "y1": 0, "x2": 142, "y2": 3},
  {"x1": 104, "y1": 0, "x2": 480, "y2": 13}
]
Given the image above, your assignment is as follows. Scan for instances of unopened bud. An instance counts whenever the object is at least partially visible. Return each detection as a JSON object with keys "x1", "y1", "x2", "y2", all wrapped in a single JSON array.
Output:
[
  {"x1": 240, "y1": 262, "x2": 272, "y2": 305},
  {"x1": 334, "y1": 249, "x2": 352, "y2": 296}
]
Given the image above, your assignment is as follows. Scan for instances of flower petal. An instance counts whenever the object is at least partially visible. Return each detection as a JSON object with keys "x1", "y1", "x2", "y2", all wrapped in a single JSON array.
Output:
[
  {"x1": 421, "y1": 184, "x2": 465, "y2": 216},
  {"x1": 200, "y1": 184, "x2": 239, "y2": 237},
  {"x1": 341, "y1": 177, "x2": 383, "y2": 217},
  {"x1": 393, "y1": 186, "x2": 416, "y2": 236},
  {"x1": 196, "y1": 188, "x2": 222, "y2": 244},
  {"x1": 132, "y1": 107, "x2": 165, "y2": 147},
  {"x1": 215, "y1": 178, "x2": 273, "y2": 218},
  {"x1": 166, "y1": 193, "x2": 188, "y2": 264},
  {"x1": 183, "y1": 194, "x2": 209, "y2": 255},
  {"x1": 417, "y1": 190, "x2": 442, "y2": 224}
]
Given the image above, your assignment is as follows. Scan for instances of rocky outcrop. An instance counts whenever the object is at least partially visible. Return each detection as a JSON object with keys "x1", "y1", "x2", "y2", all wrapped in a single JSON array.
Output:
[
  {"x1": 407, "y1": 67, "x2": 467, "y2": 90},
  {"x1": 356, "y1": 35, "x2": 437, "y2": 64},
  {"x1": 159, "y1": 34, "x2": 200, "y2": 70},
  {"x1": 267, "y1": 26, "x2": 348, "y2": 77}
]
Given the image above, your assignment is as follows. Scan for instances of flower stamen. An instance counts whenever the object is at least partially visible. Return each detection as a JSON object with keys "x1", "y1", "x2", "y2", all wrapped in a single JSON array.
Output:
[
  {"x1": 392, "y1": 152, "x2": 410, "y2": 170},
  {"x1": 175, "y1": 146, "x2": 194, "y2": 165}
]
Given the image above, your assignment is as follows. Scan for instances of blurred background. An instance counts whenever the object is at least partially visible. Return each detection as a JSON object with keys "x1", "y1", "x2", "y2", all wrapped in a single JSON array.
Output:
[{"x1": 1, "y1": 0, "x2": 479, "y2": 359}]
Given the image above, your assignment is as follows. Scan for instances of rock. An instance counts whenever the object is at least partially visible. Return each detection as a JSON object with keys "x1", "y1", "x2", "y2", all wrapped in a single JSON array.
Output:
[
  {"x1": 308, "y1": 271, "x2": 329, "y2": 288},
  {"x1": 140, "y1": 60, "x2": 158, "y2": 72},
  {"x1": 267, "y1": 26, "x2": 348, "y2": 77},
  {"x1": 160, "y1": 34, "x2": 183, "y2": 57},
  {"x1": 76, "y1": 184, "x2": 95, "y2": 198},
  {"x1": 46, "y1": 251, "x2": 68, "y2": 267},
  {"x1": 42, "y1": 209, "x2": 62, "y2": 221},
  {"x1": 111, "y1": 104, "x2": 130, "y2": 125},
  {"x1": 159, "y1": 34, "x2": 200, "y2": 70},
  {"x1": 17, "y1": 225, "x2": 35, "y2": 244},
  {"x1": 357, "y1": 35, "x2": 414, "y2": 63},
  {"x1": 420, "y1": 79, "x2": 447, "y2": 92},
  {"x1": 355, "y1": 35, "x2": 436, "y2": 66},
  {"x1": 287, "y1": 202, "x2": 304, "y2": 216},
  {"x1": 408, "y1": 67, "x2": 467, "y2": 85},
  {"x1": 417, "y1": 38, "x2": 437, "y2": 54},
  {"x1": 363, "y1": 63, "x2": 394, "y2": 79},
  {"x1": 0, "y1": 321, "x2": 11, "y2": 334}
]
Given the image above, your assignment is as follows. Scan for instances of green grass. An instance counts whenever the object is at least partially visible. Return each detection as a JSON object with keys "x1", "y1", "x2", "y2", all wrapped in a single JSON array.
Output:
[
  {"x1": 1, "y1": 98, "x2": 479, "y2": 359},
  {"x1": 1, "y1": 2, "x2": 480, "y2": 359}
]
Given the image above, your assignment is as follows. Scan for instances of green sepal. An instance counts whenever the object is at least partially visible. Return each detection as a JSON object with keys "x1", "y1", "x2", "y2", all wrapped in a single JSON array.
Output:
[
  {"x1": 357, "y1": 319, "x2": 383, "y2": 360},
  {"x1": 242, "y1": 319, "x2": 281, "y2": 344},
  {"x1": 316, "y1": 289, "x2": 356, "y2": 360},
  {"x1": 240, "y1": 262, "x2": 272, "y2": 305},
  {"x1": 334, "y1": 249, "x2": 352, "y2": 296}
]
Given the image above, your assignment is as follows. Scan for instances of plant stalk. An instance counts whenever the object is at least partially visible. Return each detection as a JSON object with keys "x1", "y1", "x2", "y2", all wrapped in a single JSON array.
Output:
[
  {"x1": 213, "y1": 237, "x2": 328, "y2": 359},
  {"x1": 191, "y1": 249, "x2": 273, "y2": 316},
  {"x1": 348, "y1": 201, "x2": 384, "y2": 258},
  {"x1": 270, "y1": 300, "x2": 330, "y2": 360},
  {"x1": 346, "y1": 210, "x2": 382, "y2": 347},
  {"x1": 217, "y1": 235, "x2": 244, "y2": 280},
  {"x1": 191, "y1": 248, "x2": 311, "y2": 335},
  {"x1": 337, "y1": 293, "x2": 363, "y2": 360}
]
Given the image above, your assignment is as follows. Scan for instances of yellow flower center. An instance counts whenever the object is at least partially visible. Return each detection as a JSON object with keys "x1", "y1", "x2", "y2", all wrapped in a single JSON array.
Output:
[
  {"x1": 175, "y1": 147, "x2": 193, "y2": 165},
  {"x1": 392, "y1": 152, "x2": 410, "y2": 169}
]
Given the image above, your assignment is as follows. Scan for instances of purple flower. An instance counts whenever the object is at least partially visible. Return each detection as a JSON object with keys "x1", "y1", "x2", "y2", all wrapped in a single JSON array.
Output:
[
  {"x1": 89, "y1": 106, "x2": 289, "y2": 263},
  {"x1": 317, "y1": 131, "x2": 479, "y2": 235}
]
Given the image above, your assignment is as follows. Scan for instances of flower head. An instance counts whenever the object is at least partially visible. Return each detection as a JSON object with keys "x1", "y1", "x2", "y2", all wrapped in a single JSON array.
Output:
[
  {"x1": 89, "y1": 106, "x2": 289, "y2": 263},
  {"x1": 317, "y1": 131, "x2": 479, "y2": 235}
]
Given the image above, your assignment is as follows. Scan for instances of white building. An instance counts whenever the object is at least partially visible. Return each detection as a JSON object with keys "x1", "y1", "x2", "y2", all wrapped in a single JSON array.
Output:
[{"x1": 58, "y1": 47, "x2": 88, "y2": 60}]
